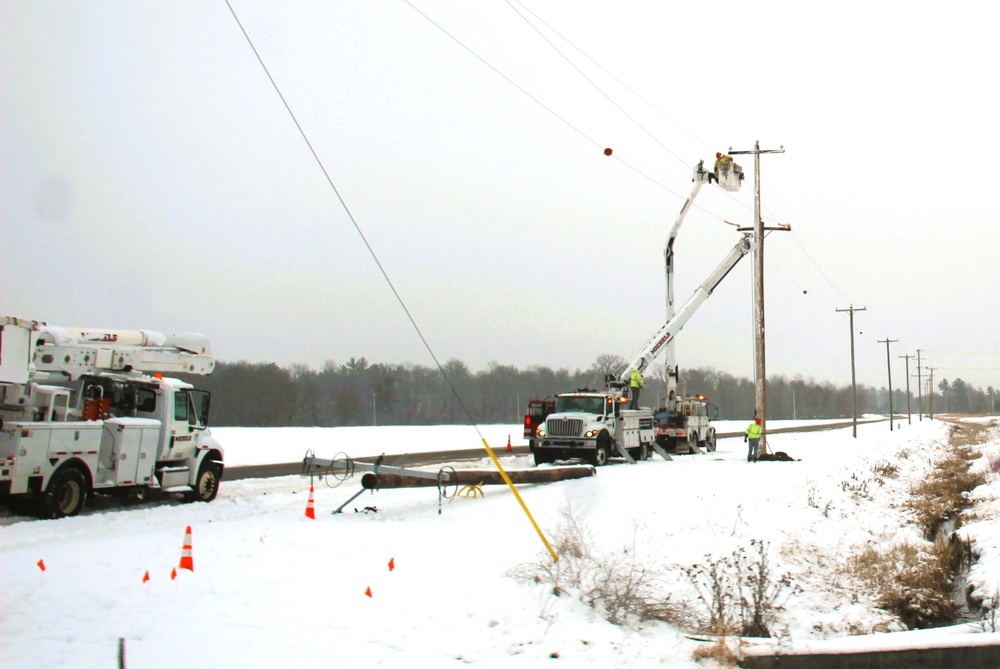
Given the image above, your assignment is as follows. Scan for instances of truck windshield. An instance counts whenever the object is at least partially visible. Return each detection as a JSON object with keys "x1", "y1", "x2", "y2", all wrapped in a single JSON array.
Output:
[{"x1": 555, "y1": 396, "x2": 606, "y2": 415}]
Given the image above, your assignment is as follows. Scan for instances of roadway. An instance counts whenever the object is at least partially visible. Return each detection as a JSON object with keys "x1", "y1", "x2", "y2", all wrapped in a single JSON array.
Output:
[{"x1": 223, "y1": 418, "x2": 888, "y2": 481}]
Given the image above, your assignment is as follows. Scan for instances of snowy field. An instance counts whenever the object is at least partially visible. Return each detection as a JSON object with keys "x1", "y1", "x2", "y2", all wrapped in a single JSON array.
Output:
[{"x1": 3, "y1": 417, "x2": 1000, "y2": 668}]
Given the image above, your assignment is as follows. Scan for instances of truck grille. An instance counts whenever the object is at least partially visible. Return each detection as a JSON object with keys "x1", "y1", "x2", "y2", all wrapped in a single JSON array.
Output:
[{"x1": 547, "y1": 418, "x2": 583, "y2": 437}]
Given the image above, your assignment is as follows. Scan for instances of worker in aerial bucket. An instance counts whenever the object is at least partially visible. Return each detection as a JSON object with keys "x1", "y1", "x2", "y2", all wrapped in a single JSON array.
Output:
[{"x1": 629, "y1": 367, "x2": 644, "y2": 409}]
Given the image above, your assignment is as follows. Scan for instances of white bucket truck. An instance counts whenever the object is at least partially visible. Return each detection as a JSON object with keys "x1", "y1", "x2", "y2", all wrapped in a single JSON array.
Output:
[{"x1": 0, "y1": 317, "x2": 224, "y2": 518}]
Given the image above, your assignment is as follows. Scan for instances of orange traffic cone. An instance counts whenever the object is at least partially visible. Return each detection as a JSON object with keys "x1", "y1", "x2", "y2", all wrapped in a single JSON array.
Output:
[
  {"x1": 178, "y1": 526, "x2": 194, "y2": 572},
  {"x1": 304, "y1": 485, "x2": 316, "y2": 519},
  {"x1": 506, "y1": 435, "x2": 512, "y2": 452}
]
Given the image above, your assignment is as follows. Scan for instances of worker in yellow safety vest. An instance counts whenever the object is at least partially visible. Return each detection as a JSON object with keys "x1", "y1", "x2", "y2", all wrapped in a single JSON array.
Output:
[
  {"x1": 629, "y1": 368, "x2": 644, "y2": 409},
  {"x1": 744, "y1": 417, "x2": 762, "y2": 462}
]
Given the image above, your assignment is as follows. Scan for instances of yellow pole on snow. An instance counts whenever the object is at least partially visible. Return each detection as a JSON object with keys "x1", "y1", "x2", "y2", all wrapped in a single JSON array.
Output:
[{"x1": 481, "y1": 438, "x2": 559, "y2": 562}]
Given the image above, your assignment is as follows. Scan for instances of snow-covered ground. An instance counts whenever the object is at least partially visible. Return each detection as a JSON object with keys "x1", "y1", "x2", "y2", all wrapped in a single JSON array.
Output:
[{"x1": 3, "y1": 417, "x2": 1000, "y2": 668}]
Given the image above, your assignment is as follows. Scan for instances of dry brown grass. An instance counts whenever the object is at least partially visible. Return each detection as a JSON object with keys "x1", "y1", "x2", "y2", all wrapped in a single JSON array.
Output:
[
  {"x1": 845, "y1": 420, "x2": 994, "y2": 628},
  {"x1": 848, "y1": 539, "x2": 959, "y2": 628},
  {"x1": 690, "y1": 635, "x2": 741, "y2": 666},
  {"x1": 904, "y1": 439, "x2": 985, "y2": 540}
]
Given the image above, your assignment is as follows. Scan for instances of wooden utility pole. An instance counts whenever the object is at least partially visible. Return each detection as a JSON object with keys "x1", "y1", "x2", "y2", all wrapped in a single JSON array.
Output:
[
  {"x1": 729, "y1": 141, "x2": 785, "y2": 453},
  {"x1": 878, "y1": 338, "x2": 897, "y2": 431},
  {"x1": 836, "y1": 305, "x2": 866, "y2": 438},
  {"x1": 898, "y1": 353, "x2": 913, "y2": 425},
  {"x1": 926, "y1": 366, "x2": 936, "y2": 419},
  {"x1": 915, "y1": 349, "x2": 924, "y2": 420}
]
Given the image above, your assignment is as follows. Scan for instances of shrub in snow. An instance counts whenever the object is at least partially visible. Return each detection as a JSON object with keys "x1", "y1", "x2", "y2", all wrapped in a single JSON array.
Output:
[
  {"x1": 508, "y1": 505, "x2": 682, "y2": 628},
  {"x1": 683, "y1": 539, "x2": 794, "y2": 638}
]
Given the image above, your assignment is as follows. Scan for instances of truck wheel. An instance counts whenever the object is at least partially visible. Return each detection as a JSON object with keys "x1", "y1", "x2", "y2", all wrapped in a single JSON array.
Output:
[
  {"x1": 707, "y1": 433, "x2": 717, "y2": 452},
  {"x1": 592, "y1": 440, "x2": 610, "y2": 467},
  {"x1": 628, "y1": 443, "x2": 650, "y2": 461},
  {"x1": 532, "y1": 450, "x2": 551, "y2": 466},
  {"x1": 42, "y1": 467, "x2": 88, "y2": 519},
  {"x1": 188, "y1": 461, "x2": 222, "y2": 503}
]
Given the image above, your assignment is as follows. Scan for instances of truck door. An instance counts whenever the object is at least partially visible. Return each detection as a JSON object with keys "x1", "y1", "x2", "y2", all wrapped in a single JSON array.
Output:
[
  {"x1": 167, "y1": 390, "x2": 199, "y2": 457},
  {"x1": 190, "y1": 389, "x2": 211, "y2": 427}
]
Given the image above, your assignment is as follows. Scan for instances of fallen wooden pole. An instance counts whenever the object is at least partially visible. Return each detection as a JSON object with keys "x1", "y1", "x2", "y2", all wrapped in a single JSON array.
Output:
[{"x1": 361, "y1": 465, "x2": 595, "y2": 489}]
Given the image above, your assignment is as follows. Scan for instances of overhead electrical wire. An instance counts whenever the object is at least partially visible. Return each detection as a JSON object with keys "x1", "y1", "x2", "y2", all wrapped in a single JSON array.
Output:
[
  {"x1": 504, "y1": 0, "x2": 692, "y2": 171},
  {"x1": 401, "y1": 0, "x2": 725, "y2": 208},
  {"x1": 509, "y1": 0, "x2": 716, "y2": 157},
  {"x1": 224, "y1": 0, "x2": 557, "y2": 562},
  {"x1": 500, "y1": 1, "x2": 865, "y2": 317}
]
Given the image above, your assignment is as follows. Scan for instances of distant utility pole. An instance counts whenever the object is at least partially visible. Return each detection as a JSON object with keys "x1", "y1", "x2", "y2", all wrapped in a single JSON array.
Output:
[
  {"x1": 915, "y1": 349, "x2": 924, "y2": 420},
  {"x1": 878, "y1": 338, "x2": 897, "y2": 431},
  {"x1": 898, "y1": 353, "x2": 914, "y2": 425},
  {"x1": 729, "y1": 140, "x2": 785, "y2": 453},
  {"x1": 926, "y1": 366, "x2": 936, "y2": 419},
  {"x1": 836, "y1": 305, "x2": 866, "y2": 438}
]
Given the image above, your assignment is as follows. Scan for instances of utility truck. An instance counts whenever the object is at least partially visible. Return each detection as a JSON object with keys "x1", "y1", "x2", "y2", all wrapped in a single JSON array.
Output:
[
  {"x1": 531, "y1": 391, "x2": 655, "y2": 467},
  {"x1": 531, "y1": 230, "x2": 754, "y2": 466},
  {"x1": 529, "y1": 158, "x2": 748, "y2": 465},
  {"x1": 0, "y1": 316, "x2": 224, "y2": 518}
]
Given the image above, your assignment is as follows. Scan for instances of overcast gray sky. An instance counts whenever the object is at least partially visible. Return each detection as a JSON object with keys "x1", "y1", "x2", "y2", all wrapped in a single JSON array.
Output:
[{"x1": 3, "y1": 1, "x2": 999, "y2": 393}]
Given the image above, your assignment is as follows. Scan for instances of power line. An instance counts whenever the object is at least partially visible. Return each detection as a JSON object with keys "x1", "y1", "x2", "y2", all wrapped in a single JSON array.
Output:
[
  {"x1": 504, "y1": 0, "x2": 694, "y2": 170},
  {"x1": 225, "y1": 0, "x2": 557, "y2": 561},
  {"x1": 509, "y1": 0, "x2": 715, "y2": 155}
]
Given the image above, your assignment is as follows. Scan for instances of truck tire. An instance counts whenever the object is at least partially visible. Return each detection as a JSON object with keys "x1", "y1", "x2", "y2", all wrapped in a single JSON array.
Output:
[
  {"x1": 592, "y1": 436, "x2": 610, "y2": 467},
  {"x1": 629, "y1": 443, "x2": 650, "y2": 461},
  {"x1": 42, "y1": 466, "x2": 88, "y2": 519},
  {"x1": 706, "y1": 432, "x2": 717, "y2": 452},
  {"x1": 532, "y1": 450, "x2": 552, "y2": 466},
  {"x1": 187, "y1": 461, "x2": 222, "y2": 503},
  {"x1": 695, "y1": 433, "x2": 708, "y2": 451}
]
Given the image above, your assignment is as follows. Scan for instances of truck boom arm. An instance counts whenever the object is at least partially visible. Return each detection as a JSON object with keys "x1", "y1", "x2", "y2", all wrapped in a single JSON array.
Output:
[
  {"x1": 1, "y1": 316, "x2": 215, "y2": 384},
  {"x1": 619, "y1": 233, "x2": 754, "y2": 383}
]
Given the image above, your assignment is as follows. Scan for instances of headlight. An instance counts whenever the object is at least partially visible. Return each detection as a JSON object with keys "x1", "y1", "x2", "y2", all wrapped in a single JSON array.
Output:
[
  {"x1": 536, "y1": 428, "x2": 547, "y2": 437},
  {"x1": 585, "y1": 429, "x2": 599, "y2": 438}
]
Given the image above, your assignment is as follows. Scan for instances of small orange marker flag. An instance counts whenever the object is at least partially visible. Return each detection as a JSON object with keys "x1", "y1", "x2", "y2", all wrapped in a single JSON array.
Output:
[
  {"x1": 36, "y1": 559, "x2": 46, "y2": 572},
  {"x1": 388, "y1": 558, "x2": 395, "y2": 572},
  {"x1": 365, "y1": 586, "x2": 373, "y2": 598},
  {"x1": 178, "y1": 526, "x2": 194, "y2": 572},
  {"x1": 305, "y1": 485, "x2": 316, "y2": 520},
  {"x1": 142, "y1": 571, "x2": 150, "y2": 583},
  {"x1": 171, "y1": 567, "x2": 177, "y2": 581}
]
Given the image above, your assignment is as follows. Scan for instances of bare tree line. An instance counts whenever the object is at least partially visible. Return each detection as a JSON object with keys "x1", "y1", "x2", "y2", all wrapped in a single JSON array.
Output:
[{"x1": 179, "y1": 356, "x2": 998, "y2": 428}]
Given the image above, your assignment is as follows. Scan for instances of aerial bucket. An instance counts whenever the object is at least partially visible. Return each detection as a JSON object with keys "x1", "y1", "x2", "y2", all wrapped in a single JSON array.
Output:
[{"x1": 716, "y1": 161, "x2": 744, "y2": 192}]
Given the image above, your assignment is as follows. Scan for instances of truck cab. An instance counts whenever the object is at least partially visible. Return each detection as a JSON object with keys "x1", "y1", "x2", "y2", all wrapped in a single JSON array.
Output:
[{"x1": 531, "y1": 391, "x2": 654, "y2": 466}]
